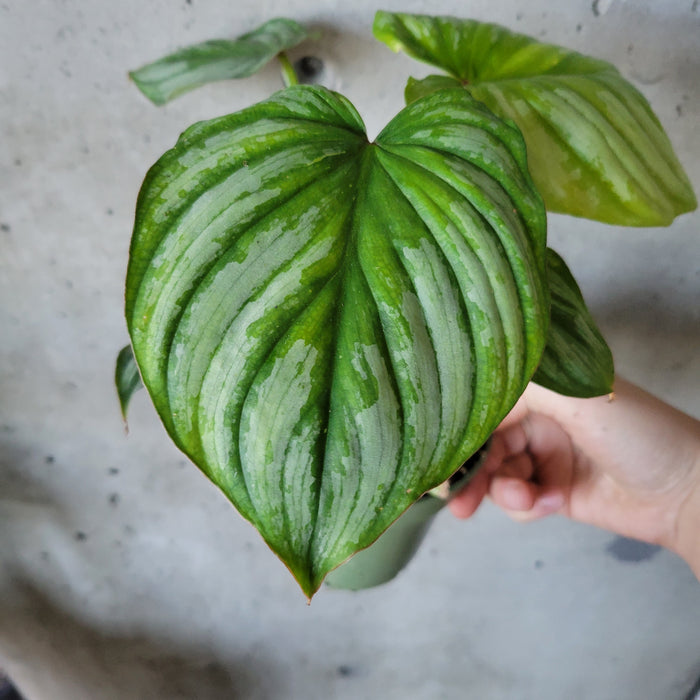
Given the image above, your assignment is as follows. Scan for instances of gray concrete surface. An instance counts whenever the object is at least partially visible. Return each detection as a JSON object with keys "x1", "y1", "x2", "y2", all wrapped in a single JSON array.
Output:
[{"x1": 1, "y1": 0, "x2": 699, "y2": 698}]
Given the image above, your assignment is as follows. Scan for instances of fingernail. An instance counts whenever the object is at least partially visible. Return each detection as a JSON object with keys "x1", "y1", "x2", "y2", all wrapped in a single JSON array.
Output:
[{"x1": 536, "y1": 492, "x2": 565, "y2": 514}]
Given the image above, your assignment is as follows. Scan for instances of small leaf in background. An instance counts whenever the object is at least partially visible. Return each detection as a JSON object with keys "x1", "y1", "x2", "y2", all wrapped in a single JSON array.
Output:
[
  {"x1": 115, "y1": 344, "x2": 144, "y2": 424},
  {"x1": 125, "y1": 85, "x2": 548, "y2": 597},
  {"x1": 533, "y1": 249, "x2": 614, "y2": 398},
  {"x1": 130, "y1": 18, "x2": 309, "y2": 105},
  {"x1": 373, "y1": 11, "x2": 697, "y2": 227}
]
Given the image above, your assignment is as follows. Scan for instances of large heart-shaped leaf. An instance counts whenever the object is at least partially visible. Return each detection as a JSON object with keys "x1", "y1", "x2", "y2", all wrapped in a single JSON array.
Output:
[
  {"x1": 534, "y1": 249, "x2": 614, "y2": 398},
  {"x1": 130, "y1": 18, "x2": 309, "y2": 105},
  {"x1": 126, "y1": 85, "x2": 548, "y2": 597},
  {"x1": 373, "y1": 11, "x2": 697, "y2": 226}
]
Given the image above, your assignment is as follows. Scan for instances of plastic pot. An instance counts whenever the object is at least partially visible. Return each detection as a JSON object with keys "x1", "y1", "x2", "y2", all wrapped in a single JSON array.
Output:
[{"x1": 325, "y1": 444, "x2": 489, "y2": 591}]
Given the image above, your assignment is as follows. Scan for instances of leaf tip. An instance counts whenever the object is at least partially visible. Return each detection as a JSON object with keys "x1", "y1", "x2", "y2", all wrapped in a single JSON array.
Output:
[{"x1": 115, "y1": 344, "x2": 144, "y2": 427}]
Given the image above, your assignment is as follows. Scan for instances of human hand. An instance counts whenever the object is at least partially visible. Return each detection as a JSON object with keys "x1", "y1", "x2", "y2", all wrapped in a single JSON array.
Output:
[{"x1": 449, "y1": 378, "x2": 700, "y2": 576}]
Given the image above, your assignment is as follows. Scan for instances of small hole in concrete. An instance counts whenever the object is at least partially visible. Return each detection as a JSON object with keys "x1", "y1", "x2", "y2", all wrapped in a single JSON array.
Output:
[{"x1": 295, "y1": 56, "x2": 324, "y2": 84}]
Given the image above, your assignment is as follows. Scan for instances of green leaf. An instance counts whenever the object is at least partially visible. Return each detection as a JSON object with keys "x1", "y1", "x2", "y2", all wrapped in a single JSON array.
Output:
[
  {"x1": 125, "y1": 85, "x2": 548, "y2": 598},
  {"x1": 533, "y1": 249, "x2": 614, "y2": 397},
  {"x1": 405, "y1": 75, "x2": 463, "y2": 104},
  {"x1": 373, "y1": 11, "x2": 697, "y2": 226},
  {"x1": 130, "y1": 18, "x2": 309, "y2": 105},
  {"x1": 115, "y1": 344, "x2": 144, "y2": 422}
]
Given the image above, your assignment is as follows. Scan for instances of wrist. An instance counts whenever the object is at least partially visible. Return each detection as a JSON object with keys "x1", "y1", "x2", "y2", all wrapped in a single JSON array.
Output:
[{"x1": 673, "y1": 455, "x2": 700, "y2": 579}]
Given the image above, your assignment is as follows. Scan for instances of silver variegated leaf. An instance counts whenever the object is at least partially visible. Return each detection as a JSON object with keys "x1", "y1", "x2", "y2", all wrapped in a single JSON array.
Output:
[
  {"x1": 373, "y1": 11, "x2": 697, "y2": 226},
  {"x1": 126, "y1": 85, "x2": 548, "y2": 597},
  {"x1": 534, "y1": 249, "x2": 614, "y2": 398},
  {"x1": 130, "y1": 18, "x2": 309, "y2": 105}
]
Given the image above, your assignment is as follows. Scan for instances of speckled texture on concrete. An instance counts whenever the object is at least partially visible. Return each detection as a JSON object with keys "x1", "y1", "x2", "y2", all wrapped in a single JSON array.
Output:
[{"x1": 1, "y1": 1, "x2": 699, "y2": 698}]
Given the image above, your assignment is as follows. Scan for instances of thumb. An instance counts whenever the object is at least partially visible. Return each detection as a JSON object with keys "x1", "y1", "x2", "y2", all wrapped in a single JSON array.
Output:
[{"x1": 493, "y1": 479, "x2": 566, "y2": 522}]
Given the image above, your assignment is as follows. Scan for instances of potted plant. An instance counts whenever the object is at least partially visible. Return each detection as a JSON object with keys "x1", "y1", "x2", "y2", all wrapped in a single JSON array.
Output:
[{"x1": 116, "y1": 12, "x2": 696, "y2": 600}]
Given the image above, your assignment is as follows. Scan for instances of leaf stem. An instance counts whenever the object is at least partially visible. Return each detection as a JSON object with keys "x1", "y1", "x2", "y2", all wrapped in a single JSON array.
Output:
[{"x1": 278, "y1": 52, "x2": 299, "y2": 87}]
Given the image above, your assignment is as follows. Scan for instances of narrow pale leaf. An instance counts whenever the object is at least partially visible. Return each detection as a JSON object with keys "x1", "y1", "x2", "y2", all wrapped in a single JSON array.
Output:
[
  {"x1": 374, "y1": 11, "x2": 697, "y2": 226},
  {"x1": 130, "y1": 18, "x2": 309, "y2": 105},
  {"x1": 533, "y1": 249, "x2": 614, "y2": 397},
  {"x1": 115, "y1": 344, "x2": 143, "y2": 422},
  {"x1": 126, "y1": 85, "x2": 548, "y2": 597}
]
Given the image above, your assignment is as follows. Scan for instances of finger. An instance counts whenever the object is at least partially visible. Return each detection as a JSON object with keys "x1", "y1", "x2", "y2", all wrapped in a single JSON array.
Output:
[
  {"x1": 490, "y1": 476, "x2": 537, "y2": 512},
  {"x1": 477, "y1": 433, "x2": 508, "y2": 475},
  {"x1": 532, "y1": 490, "x2": 566, "y2": 517},
  {"x1": 504, "y1": 488, "x2": 567, "y2": 522},
  {"x1": 490, "y1": 473, "x2": 566, "y2": 522},
  {"x1": 519, "y1": 413, "x2": 576, "y2": 497},
  {"x1": 478, "y1": 423, "x2": 530, "y2": 476},
  {"x1": 448, "y1": 429, "x2": 532, "y2": 520},
  {"x1": 490, "y1": 421, "x2": 532, "y2": 460},
  {"x1": 497, "y1": 453, "x2": 535, "y2": 482},
  {"x1": 447, "y1": 465, "x2": 491, "y2": 519}
]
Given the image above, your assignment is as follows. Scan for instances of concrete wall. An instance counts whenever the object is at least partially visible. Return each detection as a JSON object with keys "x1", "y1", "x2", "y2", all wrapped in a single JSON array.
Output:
[{"x1": 1, "y1": 1, "x2": 699, "y2": 698}]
